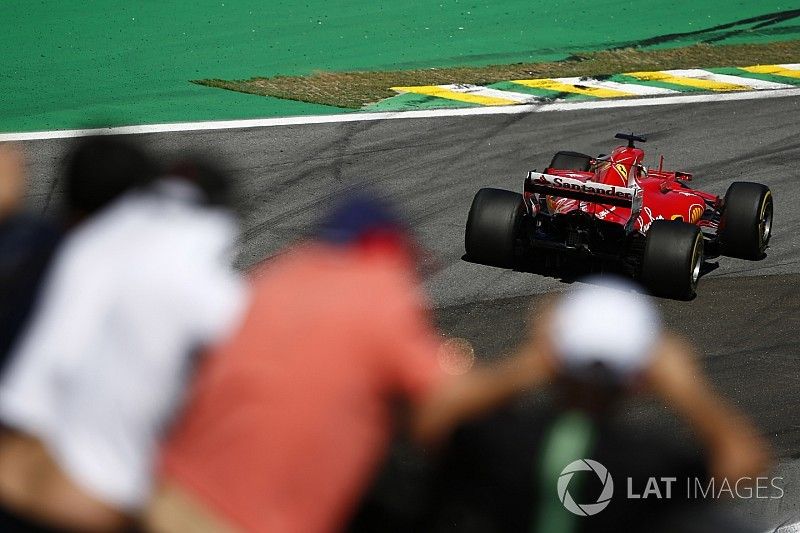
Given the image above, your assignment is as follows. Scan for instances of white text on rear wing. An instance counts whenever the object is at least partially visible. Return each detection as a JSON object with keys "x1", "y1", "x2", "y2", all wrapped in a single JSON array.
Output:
[{"x1": 524, "y1": 171, "x2": 637, "y2": 208}]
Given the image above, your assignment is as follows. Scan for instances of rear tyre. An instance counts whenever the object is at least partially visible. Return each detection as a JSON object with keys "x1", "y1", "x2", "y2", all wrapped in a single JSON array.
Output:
[
  {"x1": 718, "y1": 182, "x2": 773, "y2": 259},
  {"x1": 548, "y1": 151, "x2": 593, "y2": 171},
  {"x1": 465, "y1": 188, "x2": 524, "y2": 267},
  {"x1": 641, "y1": 221, "x2": 703, "y2": 300}
]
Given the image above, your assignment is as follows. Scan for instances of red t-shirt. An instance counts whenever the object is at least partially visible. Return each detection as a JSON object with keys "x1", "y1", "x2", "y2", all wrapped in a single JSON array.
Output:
[{"x1": 159, "y1": 243, "x2": 448, "y2": 533}]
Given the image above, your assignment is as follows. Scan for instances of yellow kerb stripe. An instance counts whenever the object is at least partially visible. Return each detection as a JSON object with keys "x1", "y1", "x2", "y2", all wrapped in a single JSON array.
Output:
[
  {"x1": 625, "y1": 71, "x2": 747, "y2": 91},
  {"x1": 391, "y1": 86, "x2": 519, "y2": 106},
  {"x1": 740, "y1": 65, "x2": 800, "y2": 79},
  {"x1": 510, "y1": 79, "x2": 634, "y2": 98}
]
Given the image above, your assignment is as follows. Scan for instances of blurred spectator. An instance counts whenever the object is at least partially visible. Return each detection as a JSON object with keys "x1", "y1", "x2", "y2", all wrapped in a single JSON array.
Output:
[
  {"x1": 420, "y1": 278, "x2": 770, "y2": 533},
  {"x1": 146, "y1": 191, "x2": 555, "y2": 533},
  {"x1": 62, "y1": 135, "x2": 158, "y2": 225},
  {"x1": 0, "y1": 145, "x2": 26, "y2": 218},
  {"x1": 0, "y1": 147, "x2": 247, "y2": 532},
  {"x1": 0, "y1": 144, "x2": 61, "y2": 367},
  {"x1": 1, "y1": 136, "x2": 159, "y2": 368}
]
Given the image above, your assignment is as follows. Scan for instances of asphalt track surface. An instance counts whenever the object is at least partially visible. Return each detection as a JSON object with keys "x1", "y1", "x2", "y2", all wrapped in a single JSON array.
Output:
[{"x1": 20, "y1": 94, "x2": 800, "y2": 528}]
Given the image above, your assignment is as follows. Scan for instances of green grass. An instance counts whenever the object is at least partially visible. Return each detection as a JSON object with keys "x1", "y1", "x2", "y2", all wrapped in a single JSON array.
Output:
[{"x1": 196, "y1": 40, "x2": 800, "y2": 109}]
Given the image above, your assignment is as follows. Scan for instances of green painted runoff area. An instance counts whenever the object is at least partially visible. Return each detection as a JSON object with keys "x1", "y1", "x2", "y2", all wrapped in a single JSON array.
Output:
[{"x1": 2, "y1": 1, "x2": 799, "y2": 132}]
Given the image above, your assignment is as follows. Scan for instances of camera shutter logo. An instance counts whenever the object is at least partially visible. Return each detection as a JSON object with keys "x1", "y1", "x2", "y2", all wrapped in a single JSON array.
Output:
[{"x1": 557, "y1": 459, "x2": 614, "y2": 516}]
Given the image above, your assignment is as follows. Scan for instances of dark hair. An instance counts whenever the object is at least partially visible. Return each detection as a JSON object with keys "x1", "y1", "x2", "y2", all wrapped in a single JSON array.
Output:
[
  {"x1": 556, "y1": 362, "x2": 628, "y2": 417},
  {"x1": 168, "y1": 156, "x2": 232, "y2": 208},
  {"x1": 63, "y1": 136, "x2": 156, "y2": 217}
]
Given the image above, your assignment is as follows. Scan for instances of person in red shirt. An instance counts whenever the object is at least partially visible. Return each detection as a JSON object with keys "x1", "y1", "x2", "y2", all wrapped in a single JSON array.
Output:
[{"x1": 147, "y1": 191, "x2": 555, "y2": 533}]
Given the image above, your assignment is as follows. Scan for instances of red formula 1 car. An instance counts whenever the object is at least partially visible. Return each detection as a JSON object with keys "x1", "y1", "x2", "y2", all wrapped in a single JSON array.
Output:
[{"x1": 465, "y1": 133, "x2": 773, "y2": 299}]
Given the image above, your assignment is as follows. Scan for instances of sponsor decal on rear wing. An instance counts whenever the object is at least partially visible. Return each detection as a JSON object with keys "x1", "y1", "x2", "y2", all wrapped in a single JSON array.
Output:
[{"x1": 524, "y1": 171, "x2": 637, "y2": 208}]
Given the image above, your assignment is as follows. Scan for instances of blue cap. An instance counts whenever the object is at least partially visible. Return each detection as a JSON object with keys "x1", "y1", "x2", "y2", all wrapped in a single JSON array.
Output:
[{"x1": 316, "y1": 190, "x2": 408, "y2": 245}]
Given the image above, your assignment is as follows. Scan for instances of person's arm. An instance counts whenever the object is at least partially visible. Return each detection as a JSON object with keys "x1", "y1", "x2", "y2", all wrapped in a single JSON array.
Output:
[
  {"x1": 0, "y1": 431, "x2": 131, "y2": 532},
  {"x1": 644, "y1": 334, "x2": 771, "y2": 481},
  {"x1": 0, "y1": 143, "x2": 25, "y2": 220},
  {"x1": 382, "y1": 268, "x2": 557, "y2": 447},
  {"x1": 409, "y1": 346, "x2": 555, "y2": 446}
]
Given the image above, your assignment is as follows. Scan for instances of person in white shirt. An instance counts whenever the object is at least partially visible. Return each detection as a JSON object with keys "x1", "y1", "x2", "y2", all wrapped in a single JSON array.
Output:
[{"x1": 0, "y1": 146, "x2": 247, "y2": 532}]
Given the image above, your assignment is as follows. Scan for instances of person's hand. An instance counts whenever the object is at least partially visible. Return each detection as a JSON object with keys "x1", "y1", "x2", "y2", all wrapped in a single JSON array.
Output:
[
  {"x1": 642, "y1": 334, "x2": 703, "y2": 405},
  {"x1": 709, "y1": 428, "x2": 772, "y2": 484},
  {"x1": 513, "y1": 344, "x2": 559, "y2": 388},
  {"x1": 523, "y1": 296, "x2": 561, "y2": 382},
  {"x1": 0, "y1": 143, "x2": 26, "y2": 219},
  {"x1": 512, "y1": 298, "x2": 560, "y2": 386}
]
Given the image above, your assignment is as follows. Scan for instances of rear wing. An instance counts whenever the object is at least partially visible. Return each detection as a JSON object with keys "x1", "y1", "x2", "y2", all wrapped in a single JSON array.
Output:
[{"x1": 524, "y1": 171, "x2": 638, "y2": 208}]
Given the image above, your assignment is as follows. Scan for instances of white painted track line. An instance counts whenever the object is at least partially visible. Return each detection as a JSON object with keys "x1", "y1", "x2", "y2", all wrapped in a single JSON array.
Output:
[
  {"x1": 2, "y1": 87, "x2": 800, "y2": 142},
  {"x1": 555, "y1": 77, "x2": 678, "y2": 95},
  {"x1": 442, "y1": 84, "x2": 536, "y2": 103},
  {"x1": 665, "y1": 69, "x2": 794, "y2": 89}
]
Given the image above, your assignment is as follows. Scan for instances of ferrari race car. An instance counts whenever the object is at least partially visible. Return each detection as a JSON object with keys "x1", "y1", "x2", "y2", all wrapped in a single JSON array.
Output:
[{"x1": 465, "y1": 133, "x2": 773, "y2": 299}]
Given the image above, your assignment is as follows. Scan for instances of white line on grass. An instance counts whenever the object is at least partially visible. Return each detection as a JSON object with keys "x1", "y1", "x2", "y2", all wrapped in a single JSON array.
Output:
[{"x1": 2, "y1": 87, "x2": 800, "y2": 142}]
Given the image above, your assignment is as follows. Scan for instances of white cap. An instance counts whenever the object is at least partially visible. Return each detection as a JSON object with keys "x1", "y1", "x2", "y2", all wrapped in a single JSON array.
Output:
[{"x1": 551, "y1": 276, "x2": 661, "y2": 380}]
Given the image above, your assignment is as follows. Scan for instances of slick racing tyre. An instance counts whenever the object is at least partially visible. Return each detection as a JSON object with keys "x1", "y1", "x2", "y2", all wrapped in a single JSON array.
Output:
[
  {"x1": 465, "y1": 188, "x2": 524, "y2": 267},
  {"x1": 641, "y1": 220, "x2": 703, "y2": 300},
  {"x1": 548, "y1": 151, "x2": 593, "y2": 172},
  {"x1": 718, "y1": 182, "x2": 773, "y2": 259}
]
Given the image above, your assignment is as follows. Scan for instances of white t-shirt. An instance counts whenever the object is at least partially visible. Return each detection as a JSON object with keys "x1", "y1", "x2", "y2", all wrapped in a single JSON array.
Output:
[{"x1": 0, "y1": 180, "x2": 248, "y2": 510}]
